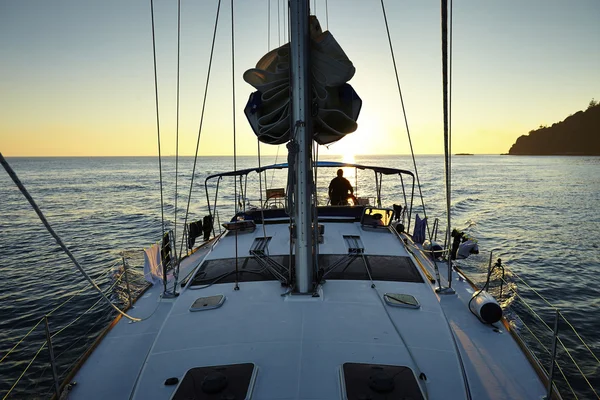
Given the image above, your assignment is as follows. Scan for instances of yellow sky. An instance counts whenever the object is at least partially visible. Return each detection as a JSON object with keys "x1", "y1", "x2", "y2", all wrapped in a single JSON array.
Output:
[{"x1": 1, "y1": 1, "x2": 599, "y2": 157}]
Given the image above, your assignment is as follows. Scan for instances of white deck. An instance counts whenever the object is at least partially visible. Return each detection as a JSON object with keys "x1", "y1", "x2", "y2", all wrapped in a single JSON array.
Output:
[{"x1": 68, "y1": 221, "x2": 547, "y2": 399}]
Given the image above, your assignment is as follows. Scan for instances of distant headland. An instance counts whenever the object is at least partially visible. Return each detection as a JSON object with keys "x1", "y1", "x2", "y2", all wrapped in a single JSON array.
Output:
[{"x1": 508, "y1": 100, "x2": 600, "y2": 155}]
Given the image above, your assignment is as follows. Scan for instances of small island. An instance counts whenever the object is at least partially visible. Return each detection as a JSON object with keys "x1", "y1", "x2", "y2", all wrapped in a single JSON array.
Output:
[{"x1": 508, "y1": 100, "x2": 600, "y2": 155}]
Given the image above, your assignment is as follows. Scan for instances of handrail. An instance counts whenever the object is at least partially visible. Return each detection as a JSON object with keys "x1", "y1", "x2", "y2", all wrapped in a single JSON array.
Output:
[
  {"x1": 0, "y1": 263, "x2": 118, "y2": 365},
  {"x1": 486, "y1": 265, "x2": 600, "y2": 399},
  {"x1": 0, "y1": 257, "x2": 148, "y2": 399}
]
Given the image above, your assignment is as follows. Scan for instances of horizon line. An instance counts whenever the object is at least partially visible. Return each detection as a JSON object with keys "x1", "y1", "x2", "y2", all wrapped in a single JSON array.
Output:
[{"x1": 2, "y1": 153, "x2": 506, "y2": 158}]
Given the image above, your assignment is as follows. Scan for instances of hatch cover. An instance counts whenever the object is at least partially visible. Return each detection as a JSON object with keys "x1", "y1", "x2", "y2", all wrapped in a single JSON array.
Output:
[
  {"x1": 340, "y1": 363, "x2": 424, "y2": 400},
  {"x1": 171, "y1": 363, "x2": 257, "y2": 400},
  {"x1": 189, "y1": 295, "x2": 225, "y2": 312}
]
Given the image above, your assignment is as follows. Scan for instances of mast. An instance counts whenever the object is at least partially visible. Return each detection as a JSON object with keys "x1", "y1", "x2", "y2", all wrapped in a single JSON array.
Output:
[{"x1": 290, "y1": 0, "x2": 314, "y2": 293}]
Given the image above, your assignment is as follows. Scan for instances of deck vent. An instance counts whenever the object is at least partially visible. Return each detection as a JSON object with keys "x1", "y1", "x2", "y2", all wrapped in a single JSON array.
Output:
[
  {"x1": 171, "y1": 363, "x2": 257, "y2": 400},
  {"x1": 250, "y1": 237, "x2": 272, "y2": 255},
  {"x1": 340, "y1": 363, "x2": 424, "y2": 400},
  {"x1": 190, "y1": 295, "x2": 225, "y2": 312},
  {"x1": 344, "y1": 235, "x2": 364, "y2": 254},
  {"x1": 383, "y1": 293, "x2": 420, "y2": 309}
]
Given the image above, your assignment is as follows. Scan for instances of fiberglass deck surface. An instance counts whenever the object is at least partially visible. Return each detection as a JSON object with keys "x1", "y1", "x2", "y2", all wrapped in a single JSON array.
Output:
[{"x1": 68, "y1": 223, "x2": 547, "y2": 400}]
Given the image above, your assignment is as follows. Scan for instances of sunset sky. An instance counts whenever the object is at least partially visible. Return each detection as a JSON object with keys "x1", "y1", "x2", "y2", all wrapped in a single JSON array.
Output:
[{"x1": 1, "y1": 0, "x2": 598, "y2": 157}]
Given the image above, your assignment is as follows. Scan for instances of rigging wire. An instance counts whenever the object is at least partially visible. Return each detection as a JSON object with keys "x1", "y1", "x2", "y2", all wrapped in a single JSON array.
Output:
[
  {"x1": 379, "y1": 0, "x2": 431, "y2": 239},
  {"x1": 177, "y1": 0, "x2": 223, "y2": 266},
  {"x1": 0, "y1": 262, "x2": 121, "y2": 364},
  {"x1": 0, "y1": 154, "x2": 141, "y2": 324},
  {"x1": 269, "y1": 145, "x2": 281, "y2": 189},
  {"x1": 495, "y1": 274, "x2": 598, "y2": 398},
  {"x1": 2, "y1": 337, "x2": 47, "y2": 400},
  {"x1": 449, "y1": 0, "x2": 453, "y2": 184},
  {"x1": 149, "y1": 0, "x2": 166, "y2": 284},
  {"x1": 174, "y1": 0, "x2": 181, "y2": 266},
  {"x1": 0, "y1": 317, "x2": 44, "y2": 365}
]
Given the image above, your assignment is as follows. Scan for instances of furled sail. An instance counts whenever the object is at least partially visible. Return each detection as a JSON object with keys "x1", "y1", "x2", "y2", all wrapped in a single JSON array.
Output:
[{"x1": 244, "y1": 16, "x2": 361, "y2": 145}]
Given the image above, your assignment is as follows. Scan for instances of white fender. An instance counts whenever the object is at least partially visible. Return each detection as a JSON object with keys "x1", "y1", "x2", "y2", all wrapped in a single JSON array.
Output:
[
  {"x1": 469, "y1": 290, "x2": 502, "y2": 324},
  {"x1": 457, "y1": 239, "x2": 479, "y2": 259}
]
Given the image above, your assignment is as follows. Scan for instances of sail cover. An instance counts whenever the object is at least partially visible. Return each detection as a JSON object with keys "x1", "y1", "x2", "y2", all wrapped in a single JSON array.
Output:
[{"x1": 243, "y1": 16, "x2": 361, "y2": 145}]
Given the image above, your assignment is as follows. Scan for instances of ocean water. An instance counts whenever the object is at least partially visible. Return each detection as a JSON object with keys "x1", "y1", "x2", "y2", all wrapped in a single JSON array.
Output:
[{"x1": 0, "y1": 155, "x2": 598, "y2": 399}]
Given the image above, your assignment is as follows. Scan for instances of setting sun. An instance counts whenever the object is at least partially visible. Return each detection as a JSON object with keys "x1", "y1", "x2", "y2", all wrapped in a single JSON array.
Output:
[{"x1": 342, "y1": 153, "x2": 355, "y2": 164}]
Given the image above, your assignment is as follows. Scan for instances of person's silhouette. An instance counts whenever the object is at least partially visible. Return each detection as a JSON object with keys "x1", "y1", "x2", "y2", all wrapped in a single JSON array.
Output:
[{"x1": 328, "y1": 169, "x2": 353, "y2": 205}]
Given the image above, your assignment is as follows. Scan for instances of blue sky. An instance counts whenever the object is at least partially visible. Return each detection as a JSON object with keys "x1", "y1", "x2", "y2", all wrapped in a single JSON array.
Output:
[{"x1": 1, "y1": 0, "x2": 598, "y2": 156}]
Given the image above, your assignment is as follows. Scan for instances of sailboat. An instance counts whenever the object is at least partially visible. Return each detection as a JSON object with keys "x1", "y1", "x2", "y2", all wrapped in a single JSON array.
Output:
[{"x1": 3, "y1": 1, "x2": 587, "y2": 399}]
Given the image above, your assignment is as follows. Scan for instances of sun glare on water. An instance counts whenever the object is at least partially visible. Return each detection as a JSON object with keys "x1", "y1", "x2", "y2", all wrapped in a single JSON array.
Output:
[
  {"x1": 342, "y1": 153, "x2": 355, "y2": 164},
  {"x1": 341, "y1": 153, "x2": 356, "y2": 179}
]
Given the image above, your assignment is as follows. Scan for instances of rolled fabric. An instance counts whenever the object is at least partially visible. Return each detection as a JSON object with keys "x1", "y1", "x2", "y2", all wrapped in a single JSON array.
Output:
[
  {"x1": 256, "y1": 44, "x2": 290, "y2": 72},
  {"x1": 243, "y1": 69, "x2": 289, "y2": 93},
  {"x1": 243, "y1": 15, "x2": 360, "y2": 146}
]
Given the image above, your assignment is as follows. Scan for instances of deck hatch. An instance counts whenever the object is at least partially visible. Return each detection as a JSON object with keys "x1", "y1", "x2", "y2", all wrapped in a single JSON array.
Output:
[
  {"x1": 343, "y1": 235, "x2": 364, "y2": 254},
  {"x1": 250, "y1": 237, "x2": 271, "y2": 255},
  {"x1": 340, "y1": 363, "x2": 424, "y2": 400},
  {"x1": 383, "y1": 293, "x2": 420, "y2": 309},
  {"x1": 189, "y1": 257, "x2": 281, "y2": 286},
  {"x1": 320, "y1": 255, "x2": 424, "y2": 282},
  {"x1": 190, "y1": 295, "x2": 225, "y2": 312},
  {"x1": 171, "y1": 363, "x2": 257, "y2": 400}
]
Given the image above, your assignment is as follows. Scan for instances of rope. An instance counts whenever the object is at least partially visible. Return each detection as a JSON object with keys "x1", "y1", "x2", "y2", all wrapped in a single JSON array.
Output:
[
  {"x1": 48, "y1": 273, "x2": 125, "y2": 341},
  {"x1": 149, "y1": 0, "x2": 166, "y2": 257},
  {"x1": 0, "y1": 154, "x2": 140, "y2": 322},
  {"x1": 177, "y1": 0, "x2": 222, "y2": 266},
  {"x1": 379, "y1": 0, "x2": 431, "y2": 239},
  {"x1": 270, "y1": 145, "x2": 281, "y2": 189}
]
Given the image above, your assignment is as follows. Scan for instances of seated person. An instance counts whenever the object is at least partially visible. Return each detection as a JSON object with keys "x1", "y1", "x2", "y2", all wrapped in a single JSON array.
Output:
[
  {"x1": 329, "y1": 169, "x2": 354, "y2": 205},
  {"x1": 372, "y1": 213, "x2": 384, "y2": 226}
]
